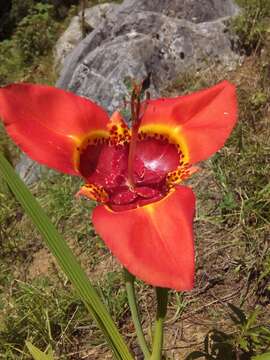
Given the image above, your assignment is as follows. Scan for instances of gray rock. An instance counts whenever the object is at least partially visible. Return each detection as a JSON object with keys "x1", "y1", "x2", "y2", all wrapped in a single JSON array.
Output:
[
  {"x1": 15, "y1": 154, "x2": 42, "y2": 185},
  {"x1": 57, "y1": 0, "x2": 239, "y2": 112},
  {"x1": 15, "y1": 154, "x2": 56, "y2": 186},
  {"x1": 118, "y1": 0, "x2": 238, "y2": 22},
  {"x1": 54, "y1": 3, "x2": 120, "y2": 71}
]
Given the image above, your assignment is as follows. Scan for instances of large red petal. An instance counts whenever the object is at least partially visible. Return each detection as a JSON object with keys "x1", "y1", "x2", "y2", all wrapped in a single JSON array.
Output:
[
  {"x1": 0, "y1": 83, "x2": 109, "y2": 175},
  {"x1": 140, "y1": 81, "x2": 237, "y2": 164},
  {"x1": 92, "y1": 186, "x2": 195, "y2": 290}
]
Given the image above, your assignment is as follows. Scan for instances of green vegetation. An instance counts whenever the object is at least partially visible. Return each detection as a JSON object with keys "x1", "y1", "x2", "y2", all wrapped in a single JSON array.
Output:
[
  {"x1": 0, "y1": 1, "x2": 80, "y2": 41},
  {"x1": 0, "y1": 1, "x2": 79, "y2": 86},
  {"x1": 15, "y1": 3, "x2": 58, "y2": 64},
  {"x1": 187, "y1": 305, "x2": 270, "y2": 359},
  {"x1": 233, "y1": 0, "x2": 270, "y2": 54},
  {"x1": 0, "y1": 0, "x2": 270, "y2": 359}
]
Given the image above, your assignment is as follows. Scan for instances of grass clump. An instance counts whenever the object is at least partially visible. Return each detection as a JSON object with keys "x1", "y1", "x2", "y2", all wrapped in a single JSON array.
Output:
[
  {"x1": 232, "y1": 0, "x2": 270, "y2": 55},
  {"x1": 0, "y1": 276, "x2": 92, "y2": 359}
]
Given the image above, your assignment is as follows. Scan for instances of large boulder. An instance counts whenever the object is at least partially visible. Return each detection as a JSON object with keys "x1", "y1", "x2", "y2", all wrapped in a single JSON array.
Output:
[{"x1": 57, "y1": 0, "x2": 239, "y2": 112}]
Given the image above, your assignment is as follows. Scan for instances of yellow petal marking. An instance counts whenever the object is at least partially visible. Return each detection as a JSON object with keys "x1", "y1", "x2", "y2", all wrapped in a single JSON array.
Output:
[
  {"x1": 107, "y1": 111, "x2": 131, "y2": 145},
  {"x1": 138, "y1": 123, "x2": 193, "y2": 187}
]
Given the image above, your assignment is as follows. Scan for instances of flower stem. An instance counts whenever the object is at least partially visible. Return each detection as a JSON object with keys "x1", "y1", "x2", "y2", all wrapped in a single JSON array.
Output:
[
  {"x1": 150, "y1": 287, "x2": 169, "y2": 360},
  {"x1": 124, "y1": 269, "x2": 151, "y2": 359}
]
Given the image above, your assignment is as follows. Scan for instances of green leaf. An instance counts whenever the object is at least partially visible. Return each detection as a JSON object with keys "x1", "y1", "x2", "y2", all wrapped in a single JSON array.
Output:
[
  {"x1": 25, "y1": 341, "x2": 54, "y2": 360},
  {"x1": 246, "y1": 307, "x2": 260, "y2": 329},
  {"x1": 0, "y1": 153, "x2": 133, "y2": 360},
  {"x1": 238, "y1": 338, "x2": 249, "y2": 352},
  {"x1": 252, "y1": 352, "x2": 270, "y2": 360},
  {"x1": 227, "y1": 303, "x2": 246, "y2": 324}
]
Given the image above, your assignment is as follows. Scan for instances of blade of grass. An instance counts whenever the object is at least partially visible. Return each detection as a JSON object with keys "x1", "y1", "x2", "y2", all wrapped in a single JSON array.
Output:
[
  {"x1": 25, "y1": 342, "x2": 54, "y2": 360},
  {"x1": 0, "y1": 153, "x2": 133, "y2": 360}
]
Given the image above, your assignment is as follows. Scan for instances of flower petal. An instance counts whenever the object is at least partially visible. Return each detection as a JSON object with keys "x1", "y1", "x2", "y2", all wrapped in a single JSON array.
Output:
[
  {"x1": 92, "y1": 186, "x2": 195, "y2": 290},
  {"x1": 0, "y1": 83, "x2": 109, "y2": 175},
  {"x1": 140, "y1": 80, "x2": 237, "y2": 164},
  {"x1": 81, "y1": 143, "x2": 129, "y2": 187},
  {"x1": 134, "y1": 137, "x2": 180, "y2": 185}
]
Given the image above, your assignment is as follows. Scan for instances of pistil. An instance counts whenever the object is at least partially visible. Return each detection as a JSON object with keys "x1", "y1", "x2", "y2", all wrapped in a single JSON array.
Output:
[{"x1": 127, "y1": 81, "x2": 150, "y2": 189}]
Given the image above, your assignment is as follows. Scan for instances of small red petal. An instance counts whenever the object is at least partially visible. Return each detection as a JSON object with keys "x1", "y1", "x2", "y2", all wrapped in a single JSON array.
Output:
[
  {"x1": 140, "y1": 81, "x2": 237, "y2": 164},
  {"x1": 134, "y1": 186, "x2": 161, "y2": 199},
  {"x1": 134, "y1": 137, "x2": 179, "y2": 185},
  {"x1": 83, "y1": 143, "x2": 129, "y2": 188},
  {"x1": 92, "y1": 186, "x2": 195, "y2": 290},
  {"x1": 109, "y1": 187, "x2": 138, "y2": 205},
  {"x1": 0, "y1": 83, "x2": 109, "y2": 174}
]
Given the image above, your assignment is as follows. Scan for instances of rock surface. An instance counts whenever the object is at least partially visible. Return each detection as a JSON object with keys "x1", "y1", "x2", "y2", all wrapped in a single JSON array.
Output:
[
  {"x1": 18, "y1": 0, "x2": 240, "y2": 183},
  {"x1": 54, "y1": 3, "x2": 119, "y2": 71},
  {"x1": 56, "y1": 0, "x2": 239, "y2": 112},
  {"x1": 15, "y1": 153, "x2": 56, "y2": 186},
  {"x1": 118, "y1": 0, "x2": 238, "y2": 22}
]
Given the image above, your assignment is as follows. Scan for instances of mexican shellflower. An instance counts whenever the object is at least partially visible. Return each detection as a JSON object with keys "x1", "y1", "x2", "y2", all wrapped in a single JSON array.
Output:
[{"x1": 0, "y1": 80, "x2": 237, "y2": 290}]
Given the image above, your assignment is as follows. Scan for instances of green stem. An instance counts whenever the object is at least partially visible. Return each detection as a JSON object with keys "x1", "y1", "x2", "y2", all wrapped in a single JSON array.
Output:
[
  {"x1": 150, "y1": 288, "x2": 169, "y2": 360},
  {"x1": 124, "y1": 269, "x2": 151, "y2": 359}
]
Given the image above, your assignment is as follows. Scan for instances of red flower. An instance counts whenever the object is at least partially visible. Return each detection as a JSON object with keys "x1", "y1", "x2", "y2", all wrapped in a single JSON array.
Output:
[{"x1": 0, "y1": 81, "x2": 237, "y2": 290}]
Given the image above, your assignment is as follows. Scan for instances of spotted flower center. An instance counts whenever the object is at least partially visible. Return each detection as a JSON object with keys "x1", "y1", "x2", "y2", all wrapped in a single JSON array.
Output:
[{"x1": 77, "y1": 120, "x2": 193, "y2": 211}]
